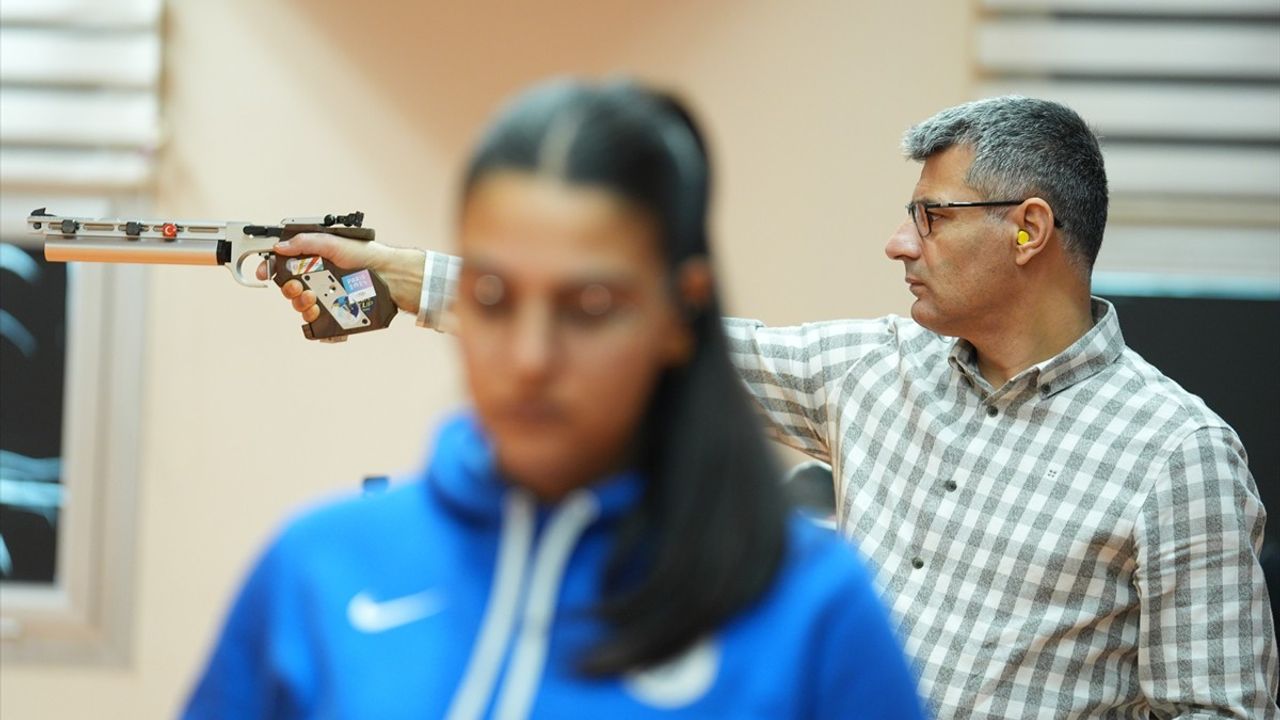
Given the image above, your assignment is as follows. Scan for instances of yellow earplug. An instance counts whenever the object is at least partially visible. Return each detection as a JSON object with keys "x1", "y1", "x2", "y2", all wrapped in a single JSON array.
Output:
[{"x1": 1017, "y1": 229, "x2": 1030, "y2": 245}]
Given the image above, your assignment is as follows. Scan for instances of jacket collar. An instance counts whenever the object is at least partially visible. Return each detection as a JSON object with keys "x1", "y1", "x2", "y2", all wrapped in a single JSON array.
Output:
[{"x1": 423, "y1": 413, "x2": 644, "y2": 524}]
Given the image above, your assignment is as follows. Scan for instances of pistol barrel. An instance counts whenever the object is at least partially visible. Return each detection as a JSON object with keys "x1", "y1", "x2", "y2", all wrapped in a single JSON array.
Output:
[
  {"x1": 30, "y1": 209, "x2": 238, "y2": 267},
  {"x1": 43, "y1": 238, "x2": 220, "y2": 265}
]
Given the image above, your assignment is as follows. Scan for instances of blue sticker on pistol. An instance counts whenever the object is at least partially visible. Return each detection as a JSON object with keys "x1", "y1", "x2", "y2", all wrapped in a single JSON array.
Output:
[{"x1": 342, "y1": 270, "x2": 376, "y2": 303}]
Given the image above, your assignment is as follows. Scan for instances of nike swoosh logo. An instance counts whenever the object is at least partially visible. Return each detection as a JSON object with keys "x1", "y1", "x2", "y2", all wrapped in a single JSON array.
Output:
[{"x1": 347, "y1": 589, "x2": 444, "y2": 633}]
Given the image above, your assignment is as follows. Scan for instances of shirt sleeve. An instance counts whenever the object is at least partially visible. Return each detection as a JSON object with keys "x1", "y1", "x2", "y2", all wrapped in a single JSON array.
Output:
[
  {"x1": 415, "y1": 250, "x2": 461, "y2": 333},
  {"x1": 1133, "y1": 425, "x2": 1279, "y2": 718},
  {"x1": 721, "y1": 316, "x2": 897, "y2": 462},
  {"x1": 182, "y1": 532, "x2": 313, "y2": 720}
]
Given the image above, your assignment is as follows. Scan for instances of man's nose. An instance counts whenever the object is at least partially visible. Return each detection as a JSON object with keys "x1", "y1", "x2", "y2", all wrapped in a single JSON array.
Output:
[{"x1": 885, "y1": 218, "x2": 921, "y2": 262}]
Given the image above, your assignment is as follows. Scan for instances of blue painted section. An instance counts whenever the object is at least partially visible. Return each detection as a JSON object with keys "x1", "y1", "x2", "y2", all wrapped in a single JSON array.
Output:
[{"x1": 1093, "y1": 271, "x2": 1280, "y2": 300}]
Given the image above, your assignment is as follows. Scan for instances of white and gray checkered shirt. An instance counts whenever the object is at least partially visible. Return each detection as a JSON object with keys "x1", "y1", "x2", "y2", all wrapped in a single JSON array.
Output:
[{"x1": 418, "y1": 252, "x2": 1278, "y2": 718}]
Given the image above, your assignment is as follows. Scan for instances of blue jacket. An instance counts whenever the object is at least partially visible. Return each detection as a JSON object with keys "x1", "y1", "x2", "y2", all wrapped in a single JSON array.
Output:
[{"x1": 185, "y1": 415, "x2": 925, "y2": 719}]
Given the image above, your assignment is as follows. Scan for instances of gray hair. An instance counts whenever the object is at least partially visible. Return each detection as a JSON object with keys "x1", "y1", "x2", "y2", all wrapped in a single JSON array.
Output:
[{"x1": 902, "y1": 96, "x2": 1108, "y2": 273}]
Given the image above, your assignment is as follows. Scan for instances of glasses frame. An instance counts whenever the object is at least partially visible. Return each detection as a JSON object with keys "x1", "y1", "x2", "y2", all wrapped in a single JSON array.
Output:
[{"x1": 906, "y1": 199, "x2": 1063, "y2": 238}]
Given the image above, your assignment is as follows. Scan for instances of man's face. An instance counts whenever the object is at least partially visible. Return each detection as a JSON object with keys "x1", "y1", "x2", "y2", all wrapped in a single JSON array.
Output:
[{"x1": 884, "y1": 144, "x2": 1018, "y2": 338}]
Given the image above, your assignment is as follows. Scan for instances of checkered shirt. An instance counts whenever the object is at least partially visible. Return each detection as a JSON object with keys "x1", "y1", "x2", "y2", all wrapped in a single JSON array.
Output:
[
  {"x1": 418, "y1": 252, "x2": 1277, "y2": 718},
  {"x1": 724, "y1": 299, "x2": 1277, "y2": 719}
]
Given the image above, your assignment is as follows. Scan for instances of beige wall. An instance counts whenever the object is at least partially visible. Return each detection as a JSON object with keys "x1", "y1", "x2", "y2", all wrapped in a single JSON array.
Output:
[{"x1": 0, "y1": 1, "x2": 971, "y2": 717}]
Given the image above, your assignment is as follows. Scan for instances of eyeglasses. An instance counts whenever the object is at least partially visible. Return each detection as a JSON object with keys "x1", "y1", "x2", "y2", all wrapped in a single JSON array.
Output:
[{"x1": 905, "y1": 199, "x2": 1063, "y2": 238}]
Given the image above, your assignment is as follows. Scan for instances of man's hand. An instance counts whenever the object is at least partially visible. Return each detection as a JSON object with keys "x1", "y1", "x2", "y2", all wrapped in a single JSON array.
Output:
[{"x1": 255, "y1": 232, "x2": 426, "y2": 323}]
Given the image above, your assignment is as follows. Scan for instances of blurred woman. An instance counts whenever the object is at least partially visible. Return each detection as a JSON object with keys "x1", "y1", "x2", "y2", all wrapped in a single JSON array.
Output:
[{"x1": 184, "y1": 79, "x2": 923, "y2": 719}]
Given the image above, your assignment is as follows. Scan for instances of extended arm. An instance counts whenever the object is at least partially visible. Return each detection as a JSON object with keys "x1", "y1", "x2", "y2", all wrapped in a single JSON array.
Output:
[
  {"x1": 270, "y1": 234, "x2": 890, "y2": 460},
  {"x1": 721, "y1": 317, "x2": 900, "y2": 462}
]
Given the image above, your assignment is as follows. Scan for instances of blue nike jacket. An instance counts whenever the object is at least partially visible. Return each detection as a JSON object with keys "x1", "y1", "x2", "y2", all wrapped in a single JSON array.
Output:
[{"x1": 184, "y1": 415, "x2": 925, "y2": 719}]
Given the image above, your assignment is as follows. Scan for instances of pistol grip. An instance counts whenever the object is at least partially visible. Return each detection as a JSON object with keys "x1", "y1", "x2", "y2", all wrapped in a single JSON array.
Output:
[{"x1": 269, "y1": 255, "x2": 396, "y2": 340}]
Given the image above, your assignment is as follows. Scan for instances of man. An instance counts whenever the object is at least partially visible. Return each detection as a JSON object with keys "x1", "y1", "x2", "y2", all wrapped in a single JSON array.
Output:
[{"x1": 269, "y1": 96, "x2": 1277, "y2": 717}]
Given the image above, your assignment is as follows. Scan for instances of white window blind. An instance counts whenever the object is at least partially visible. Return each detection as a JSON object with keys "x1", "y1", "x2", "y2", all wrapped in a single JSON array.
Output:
[
  {"x1": 0, "y1": 0, "x2": 157, "y2": 665},
  {"x1": 976, "y1": 0, "x2": 1280, "y2": 297},
  {"x1": 0, "y1": 0, "x2": 160, "y2": 231}
]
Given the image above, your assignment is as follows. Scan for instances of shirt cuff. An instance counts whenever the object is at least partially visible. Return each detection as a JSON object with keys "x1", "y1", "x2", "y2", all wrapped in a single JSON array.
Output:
[{"x1": 415, "y1": 250, "x2": 460, "y2": 332}]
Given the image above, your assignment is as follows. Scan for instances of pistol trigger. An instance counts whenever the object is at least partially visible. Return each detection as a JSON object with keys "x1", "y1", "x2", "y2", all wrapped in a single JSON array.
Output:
[{"x1": 226, "y1": 250, "x2": 269, "y2": 288}]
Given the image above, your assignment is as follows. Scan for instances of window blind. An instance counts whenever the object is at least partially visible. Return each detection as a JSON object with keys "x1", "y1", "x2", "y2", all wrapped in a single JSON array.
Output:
[
  {"x1": 0, "y1": 0, "x2": 161, "y2": 238},
  {"x1": 0, "y1": 0, "x2": 156, "y2": 663},
  {"x1": 976, "y1": 0, "x2": 1280, "y2": 297}
]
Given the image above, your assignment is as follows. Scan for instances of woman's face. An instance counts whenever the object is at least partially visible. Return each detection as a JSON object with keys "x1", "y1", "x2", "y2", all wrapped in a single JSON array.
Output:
[{"x1": 455, "y1": 171, "x2": 692, "y2": 500}]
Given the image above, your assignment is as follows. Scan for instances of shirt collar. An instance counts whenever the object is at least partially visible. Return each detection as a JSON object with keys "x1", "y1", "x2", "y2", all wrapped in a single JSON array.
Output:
[{"x1": 947, "y1": 297, "x2": 1125, "y2": 398}]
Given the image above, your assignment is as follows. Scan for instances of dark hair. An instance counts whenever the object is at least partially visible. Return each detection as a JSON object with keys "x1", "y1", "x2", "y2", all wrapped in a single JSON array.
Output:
[
  {"x1": 462, "y1": 78, "x2": 787, "y2": 675},
  {"x1": 902, "y1": 96, "x2": 1109, "y2": 274}
]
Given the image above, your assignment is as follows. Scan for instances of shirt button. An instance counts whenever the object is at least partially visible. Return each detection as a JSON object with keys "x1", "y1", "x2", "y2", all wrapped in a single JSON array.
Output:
[
  {"x1": 911, "y1": 557, "x2": 924, "y2": 569},
  {"x1": 944, "y1": 480, "x2": 958, "y2": 492},
  {"x1": 1041, "y1": 385, "x2": 1051, "y2": 396},
  {"x1": 986, "y1": 405, "x2": 998, "y2": 417}
]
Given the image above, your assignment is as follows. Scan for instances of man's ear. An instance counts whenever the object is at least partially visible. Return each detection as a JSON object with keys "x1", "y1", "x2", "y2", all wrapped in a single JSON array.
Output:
[{"x1": 1012, "y1": 198, "x2": 1055, "y2": 267}]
